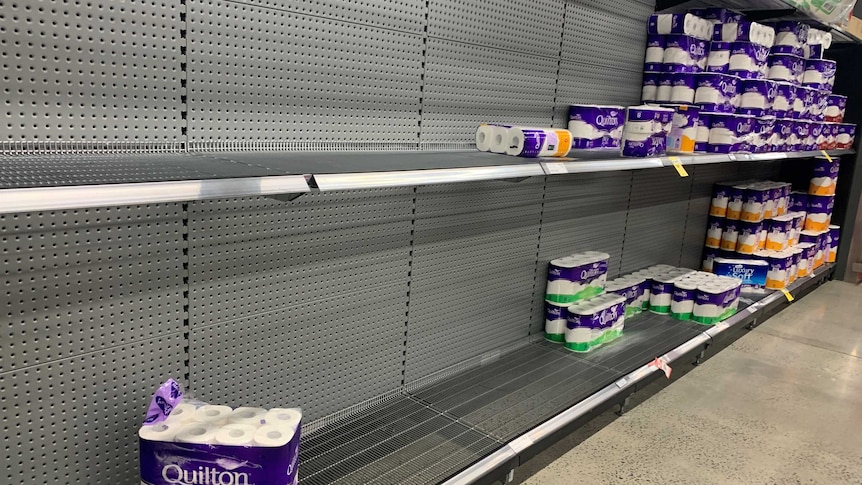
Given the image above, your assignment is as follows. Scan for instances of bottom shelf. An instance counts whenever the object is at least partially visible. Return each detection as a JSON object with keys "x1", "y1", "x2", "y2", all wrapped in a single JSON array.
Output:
[{"x1": 298, "y1": 264, "x2": 834, "y2": 485}]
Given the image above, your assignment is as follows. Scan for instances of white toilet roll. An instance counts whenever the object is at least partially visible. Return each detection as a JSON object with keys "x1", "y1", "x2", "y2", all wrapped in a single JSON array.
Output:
[
  {"x1": 264, "y1": 408, "x2": 302, "y2": 431},
  {"x1": 475, "y1": 125, "x2": 496, "y2": 152},
  {"x1": 175, "y1": 423, "x2": 220, "y2": 445},
  {"x1": 671, "y1": 85, "x2": 696, "y2": 104},
  {"x1": 165, "y1": 402, "x2": 198, "y2": 424},
  {"x1": 642, "y1": 85, "x2": 658, "y2": 102},
  {"x1": 623, "y1": 121, "x2": 655, "y2": 135},
  {"x1": 645, "y1": 46, "x2": 665, "y2": 63},
  {"x1": 489, "y1": 125, "x2": 511, "y2": 154},
  {"x1": 253, "y1": 425, "x2": 295, "y2": 447},
  {"x1": 228, "y1": 407, "x2": 267, "y2": 427},
  {"x1": 139, "y1": 421, "x2": 186, "y2": 442},
  {"x1": 215, "y1": 424, "x2": 258, "y2": 446},
  {"x1": 191, "y1": 405, "x2": 233, "y2": 425},
  {"x1": 656, "y1": 84, "x2": 673, "y2": 102}
]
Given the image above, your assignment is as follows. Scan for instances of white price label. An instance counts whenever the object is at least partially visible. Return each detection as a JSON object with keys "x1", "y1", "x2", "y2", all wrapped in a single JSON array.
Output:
[{"x1": 545, "y1": 162, "x2": 568, "y2": 174}]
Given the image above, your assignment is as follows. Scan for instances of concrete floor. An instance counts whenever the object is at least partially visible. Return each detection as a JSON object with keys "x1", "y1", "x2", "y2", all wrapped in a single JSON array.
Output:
[{"x1": 512, "y1": 281, "x2": 862, "y2": 485}]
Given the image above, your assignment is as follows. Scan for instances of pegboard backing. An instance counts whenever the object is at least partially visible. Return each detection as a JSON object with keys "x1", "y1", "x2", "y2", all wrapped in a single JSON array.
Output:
[
  {"x1": 531, "y1": 171, "x2": 633, "y2": 333},
  {"x1": 1, "y1": 204, "x2": 187, "y2": 373},
  {"x1": 188, "y1": 190, "x2": 413, "y2": 326},
  {"x1": 0, "y1": 333, "x2": 185, "y2": 485},
  {"x1": 562, "y1": 1, "x2": 650, "y2": 68},
  {"x1": 186, "y1": 0, "x2": 423, "y2": 146},
  {"x1": 234, "y1": 0, "x2": 427, "y2": 33},
  {"x1": 420, "y1": 38, "x2": 558, "y2": 147},
  {"x1": 404, "y1": 179, "x2": 544, "y2": 383},
  {"x1": 0, "y1": 0, "x2": 183, "y2": 142},
  {"x1": 427, "y1": 0, "x2": 564, "y2": 57},
  {"x1": 553, "y1": 62, "x2": 643, "y2": 127},
  {"x1": 621, "y1": 168, "x2": 695, "y2": 273},
  {"x1": 188, "y1": 283, "x2": 407, "y2": 421}
]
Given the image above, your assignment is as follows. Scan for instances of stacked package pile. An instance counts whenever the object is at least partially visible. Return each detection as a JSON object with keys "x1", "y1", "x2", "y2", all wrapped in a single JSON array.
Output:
[
  {"x1": 641, "y1": 8, "x2": 856, "y2": 156},
  {"x1": 544, "y1": 258, "x2": 743, "y2": 349},
  {"x1": 703, "y1": 157, "x2": 841, "y2": 289}
]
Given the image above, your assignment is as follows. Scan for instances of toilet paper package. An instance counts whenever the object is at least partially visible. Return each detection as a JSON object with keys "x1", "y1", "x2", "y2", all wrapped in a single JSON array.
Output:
[
  {"x1": 771, "y1": 82, "x2": 796, "y2": 119},
  {"x1": 766, "y1": 215, "x2": 794, "y2": 251},
  {"x1": 505, "y1": 127, "x2": 573, "y2": 157},
  {"x1": 793, "y1": 120, "x2": 810, "y2": 151},
  {"x1": 692, "y1": 280, "x2": 741, "y2": 325},
  {"x1": 695, "y1": 112, "x2": 711, "y2": 152},
  {"x1": 766, "y1": 54, "x2": 805, "y2": 83},
  {"x1": 805, "y1": 194, "x2": 834, "y2": 231},
  {"x1": 642, "y1": 72, "x2": 661, "y2": 102},
  {"x1": 802, "y1": 59, "x2": 837, "y2": 91},
  {"x1": 713, "y1": 258, "x2": 769, "y2": 288},
  {"x1": 728, "y1": 42, "x2": 770, "y2": 79},
  {"x1": 771, "y1": 44, "x2": 804, "y2": 57},
  {"x1": 823, "y1": 122, "x2": 839, "y2": 149},
  {"x1": 663, "y1": 35, "x2": 709, "y2": 72},
  {"x1": 836, "y1": 123, "x2": 856, "y2": 149},
  {"x1": 754, "y1": 116, "x2": 777, "y2": 153},
  {"x1": 800, "y1": 230, "x2": 828, "y2": 268},
  {"x1": 814, "y1": 90, "x2": 830, "y2": 122},
  {"x1": 695, "y1": 73, "x2": 739, "y2": 113},
  {"x1": 710, "y1": 182, "x2": 732, "y2": 217},
  {"x1": 662, "y1": 104, "x2": 700, "y2": 153},
  {"x1": 736, "y1": 220, "x2": 763, "y2": 255},
  {"x1": 761, "y1": 250, "x2": 793, "y2": 289},
  {"x1": 774, "y1": 118, "x2": 796, "y2": 151},
  {"x1": 564, "y1": 293, "x2": 627, "y2": 353},
  {"x1": 650, "y1": 275, "x2": 679, "y2": 314},
  {"x1": 645, "y1": 34, "x2": 666, "y2": 68},
  {"x1": 702, "y1": 247, "x2": 720, "y2": 272},
  {"x1": 813, "y1": 121, "x2": 828, "y2": 149},
  {"x1": 771, "y1": 21, "x2": 809, "y2": 47},
  {"x1": 721, "y1": 218, "x2": 739, "y2": 251},
  {"x1": 789, "y1": 191, "x2": 808, "y2": 212},
  {"x1": 828, "y1": 225, "x2": 841, "y2": 263},
  {"x1": 804, "y1": 43, "x2": 823, "y2": 60},
  {"x1": 726, "y1": 185, "x2": 745, "y2": 220},
  {"x1": 605, "y1": 277, "x2": 646, "y2": 317},
  {"x1": 717, "y1": 21, "x2": 776, "y2": 48},
  {"x1": 797, "y1": 86, "x2": 818, "y2": 120},
  {"x1": 670, "y1": 280, "x2": 699, "y2": 321},
  {"x1": 788, "y1": 248, "x2": 801, "y2": 283},
  {"x1": 621, "y1": 106, "x2": 673, "y2": 157},
  {"x1": 140, "y1": 380, "x2": 302, "y2": 485},
  {"x1": 670, "y1": 73, "x2": 698, "y2": 104},
  {"x1": 707, "y1": 41, "x2": 731, "y2": 73},
  {"x1": 649, "y1": 13, "x2": 712, "y2": 40},
  {"x1": 738, "y1": 79, "x2": 776, "y2": 117},
  {"x1": 545, "y1": 252, "x2": 610, "y2": 303},
  {"x1": 698, "y1": 7, "x2": 744, "y2": 24},
  {"x1": 568, "y1": 105, "x2": 625, "y2": 149},
  {"x1": 741, "y1": 186, "x2": 770, "y2": 222},
  {"x1": 708, "y1": 113, "x2": 754, "y2": 153},
  {"x1": 705, "y1": 215, "x2": 724, "y2": 248},
  {"x1": 656, "y1": 73, "x2": 673, "y2": 103},
  {"x1": 797, "y1": 242, "x2": 817, "y2": 277},
  {"x1": 544, "y1": 300, "x2": 569, "y2": 343},
  {"x1": 825, "y1": 94, "x2": 847, "y2": 123}
]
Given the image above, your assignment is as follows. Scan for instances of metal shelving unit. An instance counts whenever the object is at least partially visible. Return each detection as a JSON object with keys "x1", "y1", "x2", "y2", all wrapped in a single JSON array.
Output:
[
  {"x1": 0, "y1": 150, "x2": 850, "y2": 213},
  {"x1": 296, "y1": 263, "x2": 834, "y2": 485}
]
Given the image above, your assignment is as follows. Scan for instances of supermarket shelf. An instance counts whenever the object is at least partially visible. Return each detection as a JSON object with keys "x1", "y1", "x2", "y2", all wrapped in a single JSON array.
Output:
[
  {"x1": 657, "y1": 0, "x2": 862, "y2": 44},
  {"x1": 0, "y1": 150, "x2": 852, "y2": 212},
  {"x1": 297, "y1": 264, "x2": 833, "y2": 485}
]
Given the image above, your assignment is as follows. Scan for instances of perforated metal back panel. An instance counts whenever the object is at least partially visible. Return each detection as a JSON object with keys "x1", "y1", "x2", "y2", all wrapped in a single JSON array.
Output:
[
  {"x1": 0, "y1": 205, "x2": 186, "y2": 484},
  {"x1": 186, "y1": 0, "x2": 424, "y2": 148},
  {"x1": 621, "y1": 168, "x2": 695, "y2": 273},
  {"x1": 0, "y1": 0, "x2": 183, "y2": 143},
  {"x1": 186, "y1": 191, "x2": 414, "y2": 421},
  {"x1": 404, "y1": 179, "x2": 544, "y2": 383}
]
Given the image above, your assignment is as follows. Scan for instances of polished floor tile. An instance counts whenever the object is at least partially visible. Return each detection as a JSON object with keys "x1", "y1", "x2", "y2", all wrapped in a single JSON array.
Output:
[{"x1": 515, "y1": 281, "x2": 862, "y2": 485}]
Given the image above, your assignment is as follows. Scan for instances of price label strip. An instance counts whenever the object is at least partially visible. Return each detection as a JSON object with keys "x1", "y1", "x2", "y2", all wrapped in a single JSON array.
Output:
[
  {"x1": 821, "y1": 150, "x2": 834, "y2": 163},
  {"x1": 668, "y1": 157, "x2": 689, "y2": 177},
  {"x1": 780, "y1": 288, "x2": 794, "y2": 302},
  {"x1": 544, "y1": 162, "x2": 568, "y2": 174},
  {"x1": 649, "y1": 357, "x2": 672, "y2": 379}
]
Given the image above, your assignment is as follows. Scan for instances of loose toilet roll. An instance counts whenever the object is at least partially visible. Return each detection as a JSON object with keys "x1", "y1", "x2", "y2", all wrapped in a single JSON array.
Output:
[
  {"x1": 214, "y1": 424, "x2": 258, "y2": 446},
  {"x1": 175, "y1": 423, "x2": 221, "y2": 445},
  {"x1": 264, "y1": 408, "x2": 303, "y2": 431},
  {"x1": 254, "y1": 425, "x2": 296, "y2": 447},
  {"x1": 489, "y1": 125, "x2": 512, "y2": 153},
  {"x1": 191, "y1": 405, "x2": 233, "y2": 425},
  {"x1": 139, "y1": 421, "x2": 186, "y2": 442},
  {"x1": 475, "y1": 124, "x2": 496, "y2": 151},
  {"x1": 228, "y1": 407, "x2": 267, "y2": 427}
]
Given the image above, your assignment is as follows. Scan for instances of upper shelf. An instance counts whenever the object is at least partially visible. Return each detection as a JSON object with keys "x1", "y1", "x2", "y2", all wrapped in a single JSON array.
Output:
[
  {"x1": 657, "y1": 0, "x2": 862, "y2": 43},
  {"x1": 0, "y1": 149, "x2": 853, "y2": 213}
]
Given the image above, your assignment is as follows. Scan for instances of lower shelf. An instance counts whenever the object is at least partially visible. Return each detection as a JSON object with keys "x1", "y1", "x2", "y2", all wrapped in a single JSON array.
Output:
[{"x1": 298, "y1": 264, "x2": 834, "y2": 485}]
